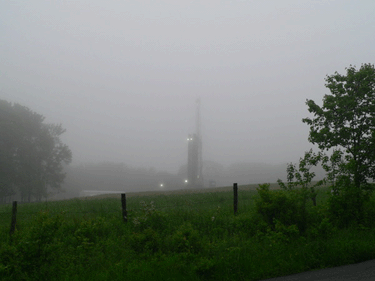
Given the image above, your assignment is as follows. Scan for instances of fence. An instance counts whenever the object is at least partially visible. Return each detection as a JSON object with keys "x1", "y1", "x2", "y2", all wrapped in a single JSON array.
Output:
[{"x1": 3, "y1": 183, "x2": 253, "y2": 236}]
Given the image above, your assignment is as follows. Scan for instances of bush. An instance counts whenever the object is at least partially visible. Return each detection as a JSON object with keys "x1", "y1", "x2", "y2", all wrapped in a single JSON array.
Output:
[
  {"x1": 130, "y1": 228, "x2": 161, "y2": 254},
  {"x1": 328, "y1": 185, "x2": 372, "y2": 227},
  {"x1": 169, "y1": 222, "x2": 202, "y2": 254},
  {"x1": 307, "y1": 217, "x2": 336, "y2": 240},
  {"x1": 255, "y1": 183, "x2": 308, "y2": 232},
  {"x1": 257, "y1": 219, "x2": 300, "y2": 245}
]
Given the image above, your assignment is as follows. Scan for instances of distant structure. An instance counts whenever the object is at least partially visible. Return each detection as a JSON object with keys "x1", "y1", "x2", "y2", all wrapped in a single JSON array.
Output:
[{"x1": 187, "y1": 99, "x2": 203, "y2": 188}]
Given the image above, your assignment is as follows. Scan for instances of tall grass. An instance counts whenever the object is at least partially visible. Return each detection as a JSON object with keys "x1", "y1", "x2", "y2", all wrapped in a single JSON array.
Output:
[{"x1": 0, "y1": 186, "x2": 375, "y2": 281}]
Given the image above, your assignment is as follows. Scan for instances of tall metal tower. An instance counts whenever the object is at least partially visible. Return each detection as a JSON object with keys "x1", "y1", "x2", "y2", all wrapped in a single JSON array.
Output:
[{"x1": 187, "y1": 98, "x2": 203, "y2": 188}]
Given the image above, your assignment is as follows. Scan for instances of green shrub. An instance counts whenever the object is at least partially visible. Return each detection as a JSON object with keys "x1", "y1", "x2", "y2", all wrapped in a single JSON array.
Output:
[
  {"x1": 1, "y1": 212, "x2": 65, "y2": 280},
  {"x1": 0, "y1": 244, "x2": 25, "y2": 281},
  {"x1": 307, "y1": 217, "x2": 336, "y2": 240},
  {"x1": 130, "y1": 228, "x2": 161, "y2": 254},
  {"x1": 73, "y1": 216, "x2": 111, "y2": 244},
  {"x1": 255, "y1": 183, "x2": 308, "y2": 232},
  {"x1": 255, "y1": 219, "x2": 300, "y2": 245},
  {"x1": 169, "y1": 222, "x2": 202, "y2": 254},
  {"x1": 363, "y1": 195, "x2": 375, "y2": 227},
  {"x1": 194, "y1": 257, "x2": 217, "y2": 280},
  {"x1": 328, "y1": 185, "x2": 372, "y2": 227}
]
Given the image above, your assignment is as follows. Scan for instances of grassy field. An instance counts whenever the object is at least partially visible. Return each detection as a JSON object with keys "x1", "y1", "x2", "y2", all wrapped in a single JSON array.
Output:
[{"x1": 1, "y1": 184, "x2": 375, "y2": 281}]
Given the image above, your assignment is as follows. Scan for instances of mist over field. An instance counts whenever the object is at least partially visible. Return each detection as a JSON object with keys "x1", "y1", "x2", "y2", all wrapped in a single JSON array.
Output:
[
  {"x1": 1, "y1": 1, "x2": 374, "y2": 196},
  {"x1": 60, "y1": 161, "x2": 293, "y2": 198}
]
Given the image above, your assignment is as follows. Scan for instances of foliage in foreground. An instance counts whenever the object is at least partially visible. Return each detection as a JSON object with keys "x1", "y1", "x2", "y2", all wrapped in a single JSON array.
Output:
[
  {"x1": 290, "y1": 63, "x2": 375, "y2": 228},
  {"x1": 303, "y1": 63, "x2": 375, "y2": 189},
  {"x1": 1, "y1": 187, "x2": 375, "y2": 281}
]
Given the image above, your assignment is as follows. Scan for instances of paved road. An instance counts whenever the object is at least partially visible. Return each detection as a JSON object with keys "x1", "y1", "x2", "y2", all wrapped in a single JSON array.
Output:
[{"x1": 261, "y1": 259, "x2": 375, "y2": 281}]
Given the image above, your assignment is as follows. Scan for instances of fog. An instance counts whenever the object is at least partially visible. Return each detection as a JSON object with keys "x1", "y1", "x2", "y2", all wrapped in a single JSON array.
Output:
[{"x1": 1, "y1": 1, "x2": 375, "y2": 176}]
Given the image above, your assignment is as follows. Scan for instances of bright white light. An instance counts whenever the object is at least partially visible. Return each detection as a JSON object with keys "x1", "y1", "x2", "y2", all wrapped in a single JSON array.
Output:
[
  {"x1": 184, "y1": 179, "x2": 188, "y2": 183},
  {"x1": 160, "y1": 183, "x2": 164, "y2": 187}
]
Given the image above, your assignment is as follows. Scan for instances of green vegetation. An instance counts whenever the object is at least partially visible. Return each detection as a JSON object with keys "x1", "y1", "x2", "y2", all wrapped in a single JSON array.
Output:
[
  {"x1": 1, "y1": 185, "x2": 375, "y2": 281},
  {"x1": 302, "y1": 64, "x2": 375, "y2": 218},
  {"x1": 2, "y1": 64, "x2": 375, "y2": 280},
  {"x1": 296, "y1": 64, "x2": 375, "y2": 228},
  {"x1": 303, "y1": 64, "x2": 375, "y2": 189},
  {"x1": 0, "y1": 99, "x2": 72, "y2": 203}
]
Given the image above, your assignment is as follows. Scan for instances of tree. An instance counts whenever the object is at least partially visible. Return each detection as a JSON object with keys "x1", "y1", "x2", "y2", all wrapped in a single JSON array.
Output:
[
  {"x1": 0, "y1": 100, "x2": 21, "y2": 202},
  {"x1": 0, "y1": 99, "x2": 72, "y2": 202},
  {"x1": 277, "y1": 149, "x2": 325, "y2": 206},
  {"x1": 302, "y1": 64, "x2": 375, "y2": 190}
]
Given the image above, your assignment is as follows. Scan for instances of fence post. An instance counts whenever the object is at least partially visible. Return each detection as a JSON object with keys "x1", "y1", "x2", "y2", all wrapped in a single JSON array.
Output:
[
  {"x1": 10, "y1": 201, "x2": 17, "y2": 236},
  {"x1": 233, "y1": 183, "x2": 238, "y2": 215},
  {"x1": 121, "y1": 194, "x2": 127, "y2": 222}
]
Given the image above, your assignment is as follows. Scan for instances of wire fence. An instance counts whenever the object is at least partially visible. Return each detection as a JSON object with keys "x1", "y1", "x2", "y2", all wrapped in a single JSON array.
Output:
[{"x1": 0, "y1": 183, "x2": 259, "y2": 235}]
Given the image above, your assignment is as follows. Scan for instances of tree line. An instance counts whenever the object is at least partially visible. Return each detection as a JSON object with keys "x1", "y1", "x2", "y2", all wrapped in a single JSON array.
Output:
[{"x1": 0, "y1": 100, "x2": 72, "y2": 203}]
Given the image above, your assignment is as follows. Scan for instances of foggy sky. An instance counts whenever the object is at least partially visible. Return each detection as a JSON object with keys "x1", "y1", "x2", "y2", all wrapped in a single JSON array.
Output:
[{"x1": 1, "y1": 1, "x2": 375, "y2": 172}]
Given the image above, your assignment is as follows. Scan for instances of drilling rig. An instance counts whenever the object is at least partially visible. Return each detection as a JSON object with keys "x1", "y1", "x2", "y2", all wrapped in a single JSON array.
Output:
[{"x1": 187, "y1": 98, "x2": 203, "y2": 188}]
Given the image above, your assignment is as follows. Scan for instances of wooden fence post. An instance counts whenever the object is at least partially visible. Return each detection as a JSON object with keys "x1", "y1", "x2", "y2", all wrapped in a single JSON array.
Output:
[
  {"x1": 233, "y1": 183, "x2": 238, "y2": 215},
  {"x1": 10, "y1": 201, "x2": 17, "y2": 236},
  {"x1": 121, "y1": 194, "x2": 127, "y2": 222}
]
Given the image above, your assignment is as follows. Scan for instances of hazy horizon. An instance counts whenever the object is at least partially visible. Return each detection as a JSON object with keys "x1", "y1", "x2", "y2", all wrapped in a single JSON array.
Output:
[{"x1": 2, "y1": 1, "x2": 374, "y2": 173}]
